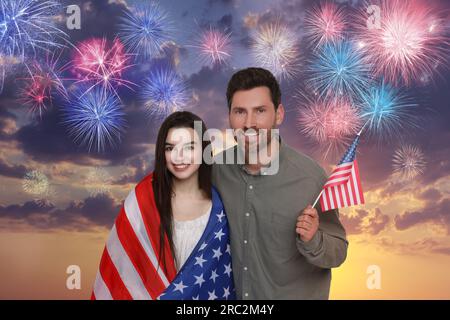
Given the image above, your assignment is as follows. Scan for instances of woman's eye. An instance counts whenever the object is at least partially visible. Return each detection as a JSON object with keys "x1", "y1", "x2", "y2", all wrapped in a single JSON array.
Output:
[{"x1": 165, "y1": 146, "x2": 173, "y2": 151}]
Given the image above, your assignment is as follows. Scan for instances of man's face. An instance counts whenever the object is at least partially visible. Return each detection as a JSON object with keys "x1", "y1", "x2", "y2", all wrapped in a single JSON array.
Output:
[{"x1": 229, "y1": 86, "x2": 284, "y2": 156}]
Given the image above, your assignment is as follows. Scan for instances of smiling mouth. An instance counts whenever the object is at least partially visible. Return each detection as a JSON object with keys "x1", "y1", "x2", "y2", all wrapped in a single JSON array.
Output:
[
  {"x1": 172, "y1": 164, "x2": 190, "y2": 170},
  {"x1": 244, "y1": 131, "x2": 258, "y2": 137}
]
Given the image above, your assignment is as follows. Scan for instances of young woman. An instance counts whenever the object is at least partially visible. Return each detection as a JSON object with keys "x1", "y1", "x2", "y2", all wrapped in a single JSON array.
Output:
[{"x1": 92, "y1": 111, "x2": 235, "y2": 300}]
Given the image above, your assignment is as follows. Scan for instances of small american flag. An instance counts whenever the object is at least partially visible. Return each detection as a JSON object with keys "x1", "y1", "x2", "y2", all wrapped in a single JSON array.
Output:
[{"x1": 319, "y1": 134, "x2": 365, "y2": 212}]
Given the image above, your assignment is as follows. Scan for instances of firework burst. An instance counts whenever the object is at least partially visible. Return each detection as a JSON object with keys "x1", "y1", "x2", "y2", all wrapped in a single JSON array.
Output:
[
  {"x1": 0, "y1": 0, "x2": 68, "y2": 60},
  {"x1": 63, "y1": 88, "x2": 127, "y2": 152},
  {"x1": 18, "y1": 52, "x2": 69, "y2": 118},
  {"x1": 72, "y1": 38, "x2": 135, "y2": 96},
  {"x1": 359, "y1": 81, "x2": 418, "y2": 141},
  {"x1": 356, "y1": 0, "x2": 449, "y2": 86},
  {"x1": 141, "y1": 65, "x2": 189, "y2": 117},
  {"x1": 304, "y1": 2, "x2": 346, "y2": 49},
  {"x1": 307, "y1": 40, "x2": 372, "y2": 101},
  {"x1": 251, "y1": 22, "x2": 301, "y2": 80},
  {"x1": 194, "y1": 27, "x2": 232, "y2": 67},
  {"x1": 22, "y1": 170, "x2": 49, "y2": 196},
  {"x1": 297, "y1": 95, "x2": 362, "y2": 158},
  {"x1": 85, "y1": 167, "x2": 113, "y2": 196},
  {"x1": 118, "y1": 1, "x2": 173, "y2": 59},
  {"x1": 392, "y1": 144, "x2": 426, "y2": 180}
]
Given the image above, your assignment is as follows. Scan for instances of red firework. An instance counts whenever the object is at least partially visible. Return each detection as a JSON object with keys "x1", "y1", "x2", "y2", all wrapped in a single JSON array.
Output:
[
  {"x1": 72, "y1": 38, "x2": 135, "y2": 95},
  {"x1": 19, "y1": 52, "x2": 68, "y2": 118},
  {"x1": 297, "y1": 95, "x2": 362, "y2": 159},
  {"x1": 355, "y1": 0, "x2": 449, "y2": 86},
  {"x1": 304, "y1": 2, "x2": 346, "y2": 49}
]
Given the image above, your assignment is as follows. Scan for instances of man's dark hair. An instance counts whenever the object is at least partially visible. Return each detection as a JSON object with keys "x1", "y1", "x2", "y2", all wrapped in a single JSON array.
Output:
[{"x1": 226, "y1": 67, "x2": 281, "y2": 111}]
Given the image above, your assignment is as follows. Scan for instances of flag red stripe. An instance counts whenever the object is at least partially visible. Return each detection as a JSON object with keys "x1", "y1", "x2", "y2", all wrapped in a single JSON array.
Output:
[
  {"x1": 99, "y1": 247, "x2": 132, "y2": 300},
  {"x1": 354, "y1": 160, "x2": 365, "y2": 204},
  {"x1": 344, "y1": 182, "x2": 351, "y2": 207},
  {"x1": 331, "y1": 187, "x2": 338, "y2": 210},
  {"x1": 325, "y1": 187, "x2": 332, "y2": 211},
  {"x1": 338, "y1": 185, "x2": 344, "y2": 207},
  {"x1": 134, "y1": 175, "x2": 177, "y2": 281},
  {"x1": 115, "y1": 207, "x2": 166, "y2": 299},
  {"x1": 330, "y1": 164, "x2": 353, "y2": 174}
]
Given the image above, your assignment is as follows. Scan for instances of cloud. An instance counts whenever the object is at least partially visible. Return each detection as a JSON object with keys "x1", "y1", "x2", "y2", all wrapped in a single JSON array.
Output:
[
  {"x1": 0, "y1": 193, "x2": 121, "y2": 231},
  {"x1": 0, "y1": 158, "x2": 28, "y2": 179},
  {"x1": 340, "y1": 208, "x2": 390, "y2": 235},
  {"x1": 394, "y1": 198, "x2": 450, "y2": 234}
]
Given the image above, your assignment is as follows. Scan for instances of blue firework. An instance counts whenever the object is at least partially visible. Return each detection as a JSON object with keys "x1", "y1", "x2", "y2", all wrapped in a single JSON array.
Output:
[
  {"x1": 307, "y1": 41, "x2": 372, "y2": 100},
  {"x1": 0, "y1": 0, "x2": 68, "y2": 59},
  {"x1": 141, "y1": 66, "x2": 189, "y2": 117},
  {"x1": 118, "y1": 2, "x2": 172, "y2": 59},
  {"x1": 359, "y1": 81, "x2": 418, "y2": 141},
  {"x1": 63, "y1": 88, "x2": 127, "y2": 152}
]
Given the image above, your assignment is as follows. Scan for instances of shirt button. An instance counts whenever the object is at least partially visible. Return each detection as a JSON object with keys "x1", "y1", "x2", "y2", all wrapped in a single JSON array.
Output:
[
  {"x1": 244, "y1": 240, "x2": 248, "y2": 244},
  {"x1": 244, "y1": 293, "x2": 249, "y2": 297},
  {"x1": 249, "y1": 185, "x2": 253, "y2": 190},
  {"x1": 245, "y1": 212, "x2": 250, "y2": 217},
  {"x1": 244, "y1": 267, "x2": 248, "y2": 271}
]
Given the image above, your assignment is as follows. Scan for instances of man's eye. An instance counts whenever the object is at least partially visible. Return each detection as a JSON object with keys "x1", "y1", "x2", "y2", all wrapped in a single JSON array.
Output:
[
  {"x1": 234, "y1": 109, "x2": 243, "y2": 114},
  {"x1": 257, "y1": 108, "x2": 265, "y2": 113}
]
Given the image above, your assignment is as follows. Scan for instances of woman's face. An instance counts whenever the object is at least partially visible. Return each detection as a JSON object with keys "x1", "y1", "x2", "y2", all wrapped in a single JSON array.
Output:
[{"x1": 165, "y1": 127, "x2": 203, "y2": 181}]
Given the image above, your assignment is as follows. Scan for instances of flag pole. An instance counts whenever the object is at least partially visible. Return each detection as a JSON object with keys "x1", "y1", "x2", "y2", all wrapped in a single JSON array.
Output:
[{"x1": 311, "y1": 121, "x2": 369, "y2": 209}]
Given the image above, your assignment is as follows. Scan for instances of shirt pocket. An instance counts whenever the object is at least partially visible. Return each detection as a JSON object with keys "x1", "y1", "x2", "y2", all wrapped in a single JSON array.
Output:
[{"x1": 262, "y1": 211, "x2": 298, "y2": 257}]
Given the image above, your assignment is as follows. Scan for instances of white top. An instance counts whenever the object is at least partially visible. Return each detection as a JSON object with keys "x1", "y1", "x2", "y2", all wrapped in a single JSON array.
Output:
[{"x1": 173, "y1": 202, "x2": 212, "y2": 271}]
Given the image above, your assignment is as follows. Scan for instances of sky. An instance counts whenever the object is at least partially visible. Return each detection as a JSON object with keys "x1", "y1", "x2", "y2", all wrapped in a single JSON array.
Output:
[{"x1": 0, "y1": 0, "x2": 450, "y2": 299}]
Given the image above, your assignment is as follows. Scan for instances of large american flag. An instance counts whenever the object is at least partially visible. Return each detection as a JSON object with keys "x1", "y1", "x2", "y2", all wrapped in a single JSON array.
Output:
[
  {"x1": 319, "y1": 134, "x2": 365, "y2": 212},
  {"x1": 92, "y1": 173, "x2": 235, "y2": 300}
]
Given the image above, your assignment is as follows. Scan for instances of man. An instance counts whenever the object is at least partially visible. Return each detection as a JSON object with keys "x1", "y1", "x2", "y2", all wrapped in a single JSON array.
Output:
[{"x1": 212, "y1": 67, "x2": 348, "y2": 300}]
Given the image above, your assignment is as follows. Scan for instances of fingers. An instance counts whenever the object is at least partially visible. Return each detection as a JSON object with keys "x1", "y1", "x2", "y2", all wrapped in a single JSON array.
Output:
[
  {"x1": 301, "y1": 207, "x2": 318, "y2": 219},
  {"x1": 296, "y1": 226, "x2": 309, "y2": 236},
  {"x1": 296, "y1": 219, "x2": 312, "y2": 229}
]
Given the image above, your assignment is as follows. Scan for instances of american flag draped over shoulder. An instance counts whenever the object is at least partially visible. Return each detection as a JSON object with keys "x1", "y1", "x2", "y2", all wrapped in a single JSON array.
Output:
[
  {"x1": 92, "y1": 173, "x2": 235, "y2": 300},
  {"x1": 319, "y1": 133, "x2": 365, "y2": 212}
]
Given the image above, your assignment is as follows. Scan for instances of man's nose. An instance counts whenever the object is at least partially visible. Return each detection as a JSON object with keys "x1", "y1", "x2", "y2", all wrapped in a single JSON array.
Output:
[{"x1": 244, "y1": 111, "x2": 256, "y2": 130}]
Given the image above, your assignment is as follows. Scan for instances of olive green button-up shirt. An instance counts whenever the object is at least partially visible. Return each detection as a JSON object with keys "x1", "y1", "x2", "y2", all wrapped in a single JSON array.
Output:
[{"x1": 212, "y1": 140, "x2": 348, "y2": 300}]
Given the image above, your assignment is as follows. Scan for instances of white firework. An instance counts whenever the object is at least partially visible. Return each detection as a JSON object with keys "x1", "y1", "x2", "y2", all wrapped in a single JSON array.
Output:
[
  {"x1": 22, "y1": 170, "x2": 50, "y2": 196},
  {"x1": 392, "y1": 144, "x2": 426, "y2": 181},
  {"x1": 251, "y1": 22, "x2": 301, "y2": 80},
  {"x1": 85, "y1": 167, "x2": 113, "y2": 196}
]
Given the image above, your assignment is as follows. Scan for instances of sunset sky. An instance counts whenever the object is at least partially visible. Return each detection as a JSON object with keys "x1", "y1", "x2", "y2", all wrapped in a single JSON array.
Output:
[{"x1": 0, "y1": 0, "x2": 449, "y2": 299}]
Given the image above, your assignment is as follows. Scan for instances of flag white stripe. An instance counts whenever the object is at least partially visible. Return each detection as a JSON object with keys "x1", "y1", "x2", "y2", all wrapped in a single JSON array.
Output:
[
  {"x1": 341, "y1": 184, "x2": 348, "y2": 207},
  {"x1": 328, "y1": 188, "x2": 335, "y2": 209},
  {"x1": 324, "y1": 176, "x2": 351, "y2": 187},
  {"x1": 93, "y1": 271, "x2": 113, "y2": 300},
  {"x1": 334, "y1": 186, "x2": 342, "y2": 208},
  {"x1": 347, "y1": 174, "x2": 355, "y2": 206},
  {"x1": 124, "y1": 189, "x2": 170, "y2": 287},
  {"x1": 106, "y1": 225, "x2": 151, "y2": 300},
  {"x1": 335, "y1": 162, "x2": 353, "y2": 169},
  {"x1": 329, "y1": 168, "x2": 352, "y2": 178}
]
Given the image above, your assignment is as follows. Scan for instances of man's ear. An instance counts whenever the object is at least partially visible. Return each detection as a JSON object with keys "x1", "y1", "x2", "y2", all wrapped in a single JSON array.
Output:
[{"x1": 275, "y1": 104, "x2": 285, "y2": 126}]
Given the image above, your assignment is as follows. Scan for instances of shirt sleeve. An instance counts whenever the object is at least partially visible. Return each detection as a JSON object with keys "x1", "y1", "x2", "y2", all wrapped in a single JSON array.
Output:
[
  {"x1": 296, "y1": 207, "x2": 348, "y2": 269},
  {"x1": 295, "y1": 169, "x2": 349, "y2": 269}
]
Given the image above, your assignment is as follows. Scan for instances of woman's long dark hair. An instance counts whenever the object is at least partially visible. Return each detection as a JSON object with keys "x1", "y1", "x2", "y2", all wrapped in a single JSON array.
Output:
[{"x1": 152, "y1": 111, "x2": 212, "y2": 272}]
